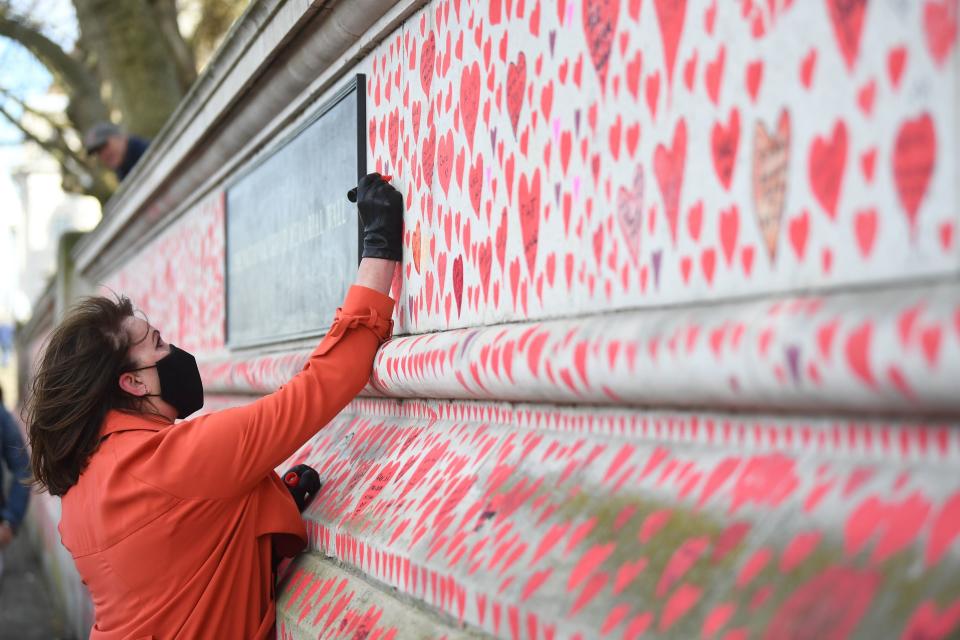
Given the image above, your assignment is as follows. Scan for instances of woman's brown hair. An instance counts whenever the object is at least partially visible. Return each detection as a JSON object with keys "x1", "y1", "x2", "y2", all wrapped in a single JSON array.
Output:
[{"x1": 25, "y1": 295, "x2": 143, "y2": 496}]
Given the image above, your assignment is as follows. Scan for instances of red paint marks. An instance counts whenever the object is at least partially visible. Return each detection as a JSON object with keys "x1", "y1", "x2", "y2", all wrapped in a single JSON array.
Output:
[
  {"x1": 735, "y1": 547, "x2": 772, "y2": 588},
  {"x1": 613, "y1": 558, "x2": 648, "y2": 595},
  {"x1": 638, "y1": 509, "x2": 672, "y2": 543},
  {"x1": 712, "y1": 521, "x2": 751, "y2": 563},
  {"x1": 780, "y1": 531, "x2": 822, "y2": 572},
  {"x1": 926, "y1": 491, "x2": 960, "y2": 566},
  {"x1": 568, "y1": 572, "x2": 608, "y2": 615},
  {"x1": 902, "y1": 598, "x2": 960, "y2": 640},
  {"x1": 702, "y1": 602, "x2": 736, "y2": 639},
  {"x1": 653, "y1": 0, "x2": 688, "y2": 88},
  {"x1": 568, "y1": 543, "x2": 615, "y2": 590},
  {"x1": 624, "y1": 612, "x2": 653, "y2": 640},
  {"x1": 600, "y1": 603, "x2": 632, "y2": 635},
  {"x1": 826, "y1": 0, "x2": 868, "y2": 69},
  {"x1": 657, "y1": 536, "x2": 709, "y2": 596},
  {"x1": 893, "y1": 112, "x2": 936, "y2": 231},
  {"x1": 660, "y1": 583, "x2": 702, "y2": 632},
  {"x1": 565, "y1": 518, "x2": 597, "y2": 554},
  {"x1": 697, "y1": 457, "x2": 740, "y2": 508},
  {"x1": 764, "y1": 567, "x2": 879, "y2": 640},
  {"x1": 844, "y1": 491, "x2": 931, "y2": 563},
  {"x1": 654, "y1": 119, "x2": 687, "y2": 246},
  {"x1": 808, "y1": 120, "x2": 848, "y2": 220},
  {"x1": 520, "y1": 568, "x2": 553, "y2": 601},
  {"x1": 730, "y1": 454, "x2": 799, "y2": 512}
]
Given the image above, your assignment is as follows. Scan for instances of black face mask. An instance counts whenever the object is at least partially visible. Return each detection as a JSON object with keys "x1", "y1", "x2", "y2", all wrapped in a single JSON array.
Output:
[{"x1": 131, "y1": 344, "x2": 204, "y2": 419}]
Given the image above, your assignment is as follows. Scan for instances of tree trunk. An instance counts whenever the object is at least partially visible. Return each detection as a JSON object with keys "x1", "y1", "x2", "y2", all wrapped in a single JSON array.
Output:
[
  {"x1": 147, "y1": 0, "x2": 198, "y2": 93},
  {"x1": 71, "y1": 0, "x2": 187, "y2": 137}
]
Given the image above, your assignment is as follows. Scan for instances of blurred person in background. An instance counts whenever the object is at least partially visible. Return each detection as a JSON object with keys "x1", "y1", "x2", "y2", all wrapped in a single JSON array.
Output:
[
  {"x1": 0, "y1": 384, "x2": 31, "y2": 583},
  {"x1": 83, "y1": 122, "x2": 151, "y2": 181}
]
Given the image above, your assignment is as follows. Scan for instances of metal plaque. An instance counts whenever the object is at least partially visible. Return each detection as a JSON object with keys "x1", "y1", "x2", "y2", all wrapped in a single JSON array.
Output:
[{"x1": 226, "y1": 75, "x2": 365, "y2": 348}]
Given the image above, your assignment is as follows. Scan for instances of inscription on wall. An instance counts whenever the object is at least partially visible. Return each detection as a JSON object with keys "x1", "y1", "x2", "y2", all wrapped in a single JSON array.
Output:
[{"x1": 226, "y1": 75, "x2": 365, "y2": 347}]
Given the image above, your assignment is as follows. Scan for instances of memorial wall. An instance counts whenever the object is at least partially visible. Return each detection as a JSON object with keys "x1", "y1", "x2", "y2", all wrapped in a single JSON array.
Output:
[{"x1": 17, "y1": 0, "x2": 960, "y2": 637}]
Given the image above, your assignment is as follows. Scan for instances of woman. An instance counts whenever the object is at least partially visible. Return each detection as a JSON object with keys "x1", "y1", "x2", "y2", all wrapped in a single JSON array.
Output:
[{"x1": 26, "y1": 173, "x2": 403, "y2": 639}]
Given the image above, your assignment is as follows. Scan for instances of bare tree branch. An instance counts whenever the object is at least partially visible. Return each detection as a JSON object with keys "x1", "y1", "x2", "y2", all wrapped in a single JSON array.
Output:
[
  {"x1": 0, "y1": 87, "x2": 114, "y2": 203},
  {"x1": 0, "y1": 6, "x2": 108, "y2": 131}
]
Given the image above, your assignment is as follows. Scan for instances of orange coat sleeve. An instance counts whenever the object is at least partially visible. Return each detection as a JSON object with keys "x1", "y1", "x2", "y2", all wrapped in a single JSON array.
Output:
[{"x1": 118, "y1": 285, "x2": 394, "y2": 499}]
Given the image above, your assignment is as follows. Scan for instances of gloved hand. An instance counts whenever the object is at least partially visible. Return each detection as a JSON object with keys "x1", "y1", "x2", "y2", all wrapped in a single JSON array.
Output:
[
  {"x1": 282, "y1": 464, "x2": 322, "y2": 513},
  {"x1": 351, "y1": 172, "x2": 403, "y2": 261}
]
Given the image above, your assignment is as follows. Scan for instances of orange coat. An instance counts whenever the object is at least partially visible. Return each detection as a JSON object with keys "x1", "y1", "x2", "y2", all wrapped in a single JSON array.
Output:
[{"x1": 59, "y1": 286, "x2": 394, "y2": 639}]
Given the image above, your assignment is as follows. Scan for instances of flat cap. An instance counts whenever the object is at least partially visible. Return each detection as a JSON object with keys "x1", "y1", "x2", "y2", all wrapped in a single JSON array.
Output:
[{"x1": 83, "y1": 122, "x2": 121, "y2": 154}]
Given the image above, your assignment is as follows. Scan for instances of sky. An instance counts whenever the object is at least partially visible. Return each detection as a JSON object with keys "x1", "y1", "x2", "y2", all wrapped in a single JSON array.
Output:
[{"x1": 0, "y1": 0, "x2": 78, "y2": 144}]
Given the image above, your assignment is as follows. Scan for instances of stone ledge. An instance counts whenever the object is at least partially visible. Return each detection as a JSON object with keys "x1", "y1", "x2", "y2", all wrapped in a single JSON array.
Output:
[{"x1": 198, "y1": 279, "x2": 960, "y2": 414}]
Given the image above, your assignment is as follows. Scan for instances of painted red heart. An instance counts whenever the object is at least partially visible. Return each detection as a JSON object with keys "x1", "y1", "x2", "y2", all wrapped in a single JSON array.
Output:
[
  {"x1": 559, "y1": 131, "x2": 572, "y2": 175},
  {"x1": 741, "y1": 245, "x2": 755, "y2": 276},
  {"x1": 477, "y1": 238, "x2": 493, "y2": 303},
  {"x1": 654, "y1": 119, "x2": 687, "y2": 246},
  {"x1": 452, "y1": 254, "x2": 464, "y2": 316},
  {"x1": 745, "y1": 59, "x2": 763, "y2": 102},
  {"x1": 705, "y1": 0, "x2": 717, "y2": 34},
  {"x1": 700, "y1": 248, "x2": 716, "y2": 284},
  {"x1": 653, "y1": 0, "x2": 688, "y2": 88},
  {"x1": 893, "y1": 112, "x2": 936, "y2": 232},
  {"x1": 437, "y1": 130, "x2": 454, "y2": 195},
  {"x1": 421, "y1": 125, "x2": 436, "y2": 185},
  {"x1": 711, "y1": 108, "x2": 740, "y2": 191},
  {"x1": 788, "y1": 210, "x2": 810, "y2": 260},
  {"x1": 826, "y1": 0, "x2": 868, "y2": 70},
  {"x1": 860, "y1": 148, "x2": 877, "y2": 183},
  {"x1": 496, "y1": 207, "x2": 508, "y2": 271},
  {"x1": 927, "y1": 492, "x2": 960, "y2": 566},
  {"x1": 506, "y1": 53, "x2": 527, "y2": 136},
  {"x1": 800, "y1": 48, "x2": 816, "y2": 89},
  {"x1": 854, "y1": 208, "x2": 877, "y2": 257},
  {"x1": 683, "y1": 51, "x2": 697, "y2": 92},
  {"x1": 856, "y1": 79, "x2": 875, "y2": 116},
  {"x1": 940, "y1": 221, "x2": 955, "y2": 251},
  {"x1": 625, "y1": 123, "x2": 640, "y2": 158},
  {"x1": 454, "y1": 147, "x2": 466, "y2": 190},
  {"x1": 387, "y1": 108, "x2": 400, "y2": 167},
  {"x1": 887, "y1": 46, "x2": 907, "y2": 89},
  {"x1": 844, "y1": 492, "x2": 931, "y2": 563},
  {"x1": 705, "y1": 45, "x2": 725, "y2": 105},
  {"x1": 616, "y1": 166, "x2": 644, "y2": 267},
  {"x1": 626, "y1": 51, "x2": 642, "y2": 99},
  {"x1": 645, "y1": 72, "x2": 661, "y2": 118},
  {"x1": 540, "y1": 82, "x2": 553, "y2": 120},
  {"x1": 519, "y1": 170, "x2": 541, "y2": 276},
  {"x1": 582, "y1": 0, "x2": 620, "y2": 90},
  {"x1": 459, "y1": 61, "x2": 481, "y2": 149},
  {"x1": 719, "y1": 205, "x2": 739, "y2": 266},
  {"x1": 469, "y1": 154, "x2": 484, "y2": 217},
  {"x1": 420, "y1": 31, "x2": 436, "y2": 95},
  {"x1": 845, "y1": 321, "x2": 876, "y2": 387},
  {"x1": 903, "y1": 600, "x2": 960, "y2": 640},
  {"x1": 687, "y1": 201, "x2": 703, "y2": 242},
  {"x1": 808, "y1": 120, "x2": 848, "y2": 220},
  {"x1": 411, "y1": 100, "x2": 422, "y2": 142},
  {"x1": 411, "y1": 221, "x2": 422, "y2": 274},
  {"x1": 924, "y1": 0, "x2": 958, "y2": 67}
]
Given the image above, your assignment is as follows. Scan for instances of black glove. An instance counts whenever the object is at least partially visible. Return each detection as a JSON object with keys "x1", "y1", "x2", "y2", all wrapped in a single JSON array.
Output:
[
  {"x1": 350, "y1": 172, "x2": 404, "y2": 261},
  {"x1": 282, "y1": 464, "x2": 322, "y2": 513}
]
